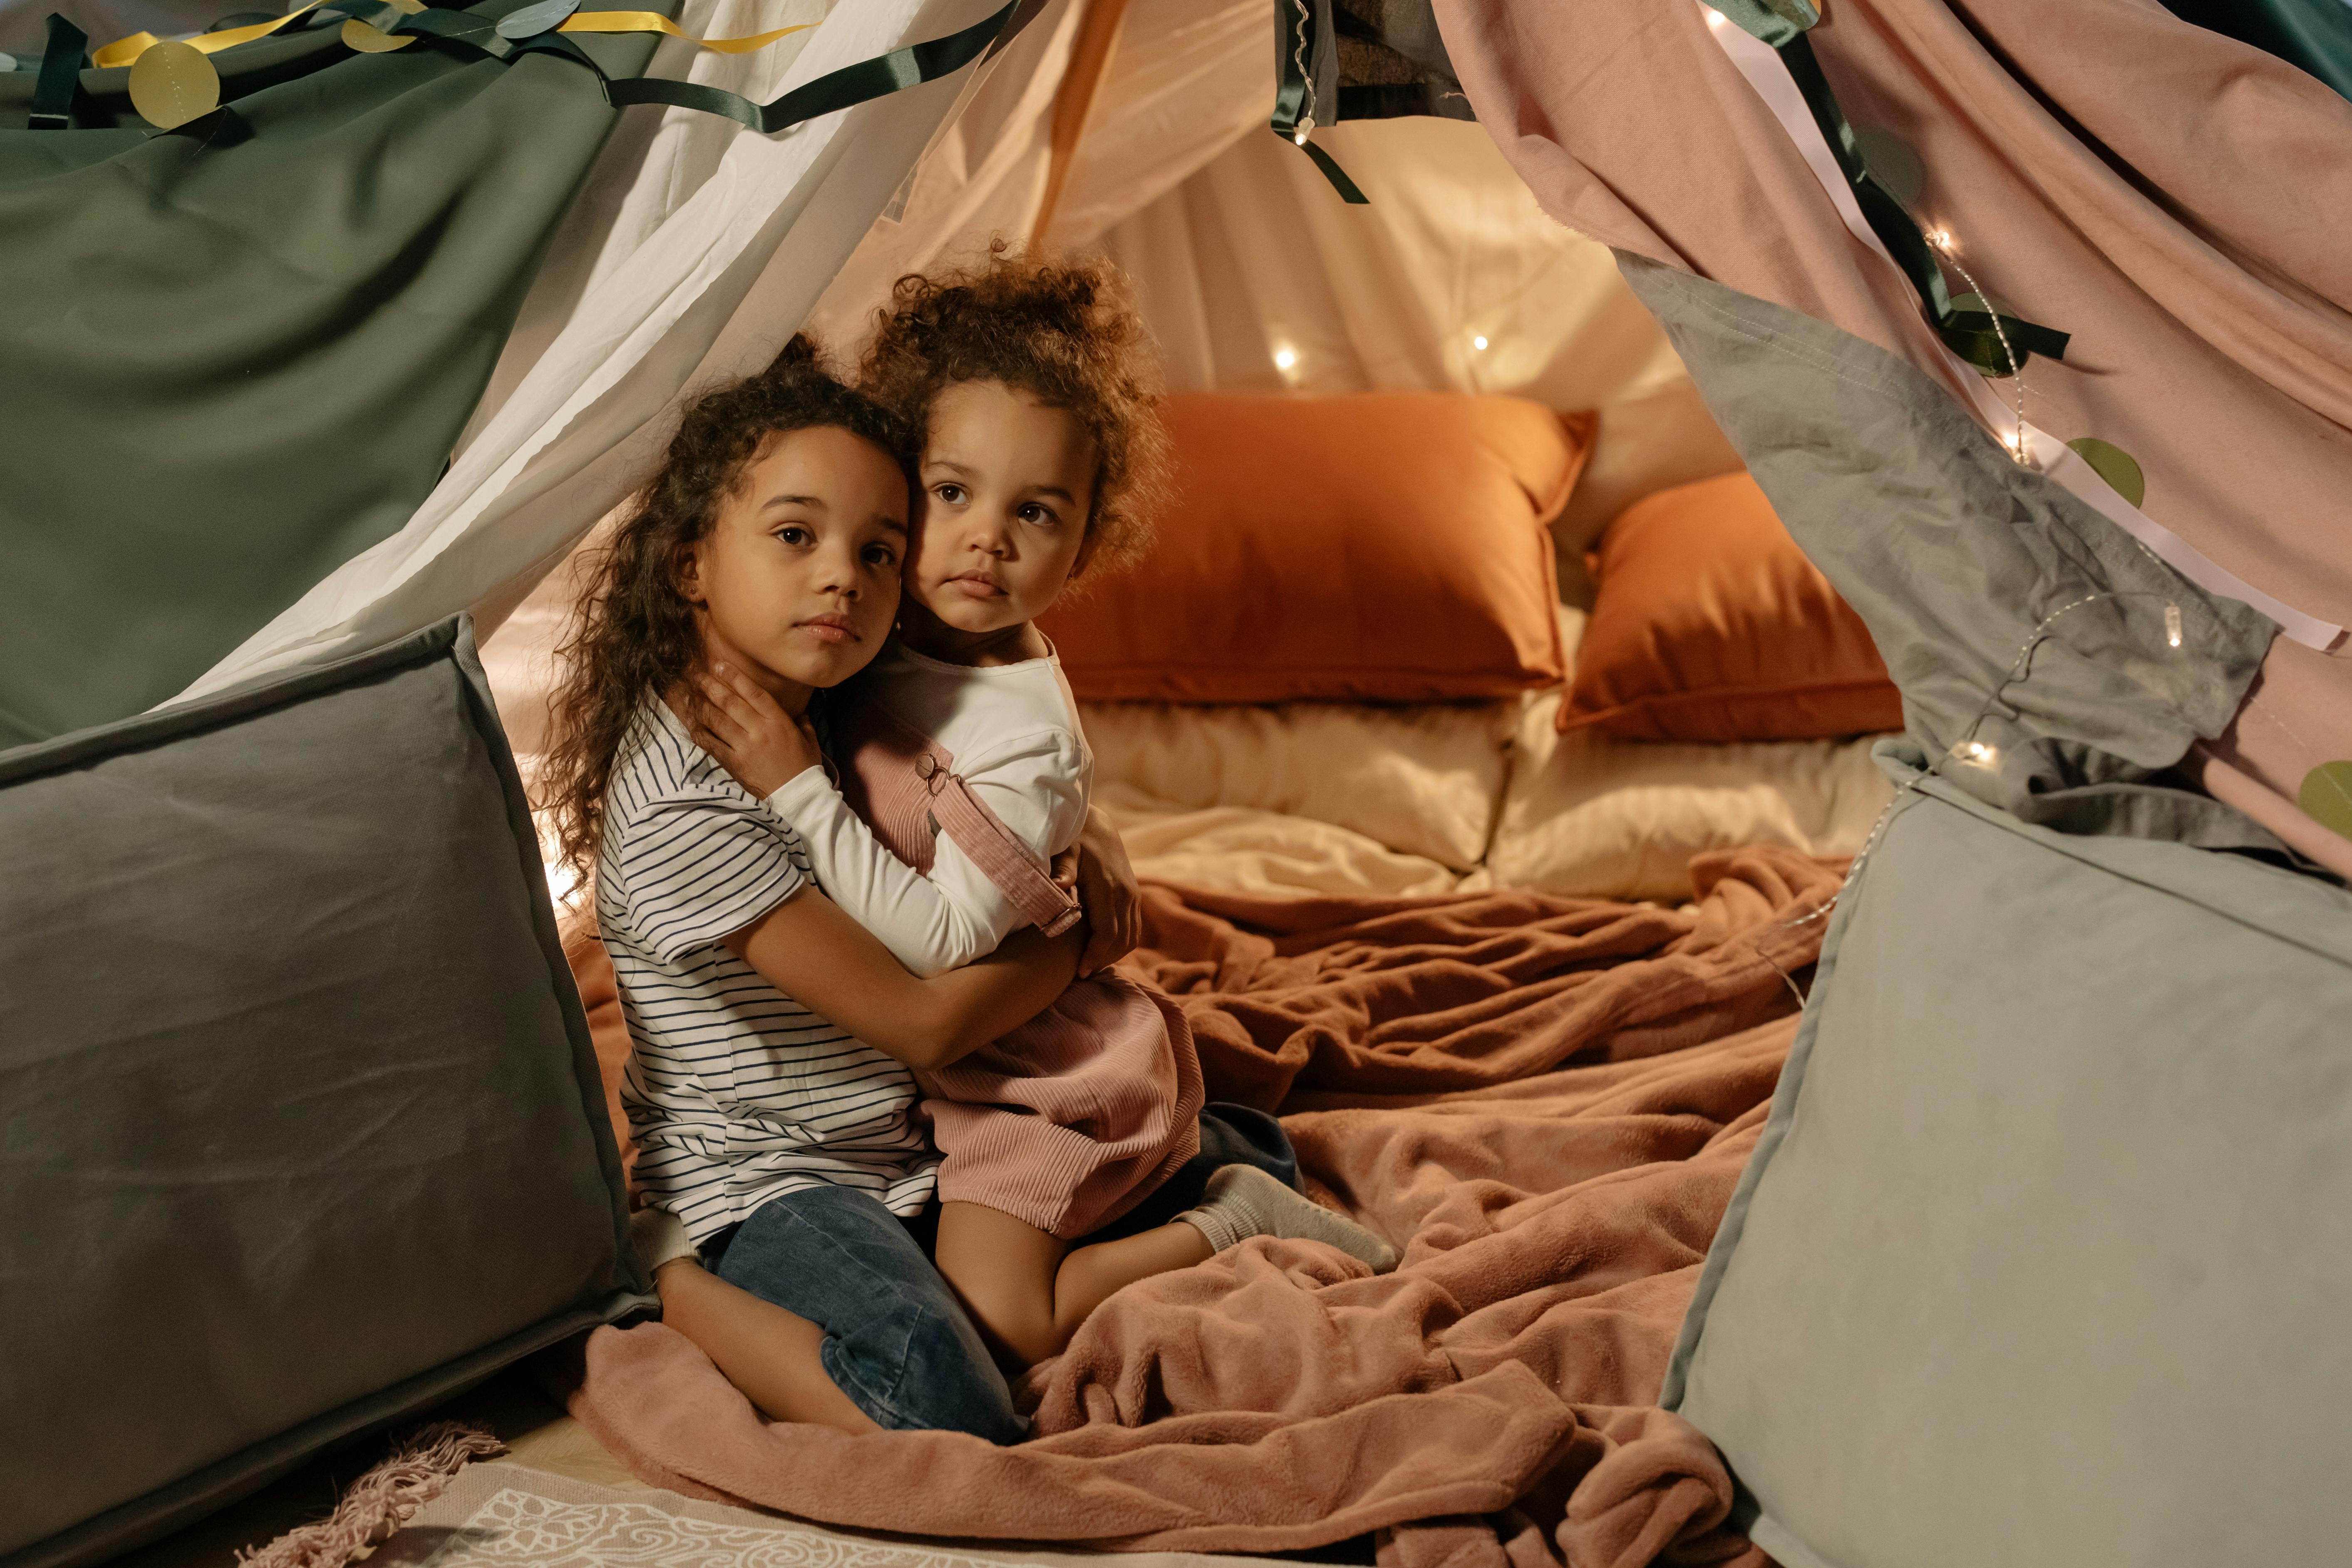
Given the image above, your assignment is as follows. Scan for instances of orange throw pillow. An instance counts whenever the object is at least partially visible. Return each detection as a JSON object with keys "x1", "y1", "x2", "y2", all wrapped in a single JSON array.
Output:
[
  {"x1": 1042, "y1": 392, "x2": 1595, "y2": 704},
  {"x1": 1562, "y1": 472, "x2": 1905, "y2": 741}
]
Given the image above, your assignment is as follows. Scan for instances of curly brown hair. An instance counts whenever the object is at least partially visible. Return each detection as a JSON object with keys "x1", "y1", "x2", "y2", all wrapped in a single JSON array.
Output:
[
  {"x1": 859, "y1": 246, "x2": 1170, "y2": 578},
  {"x1": 537, "y1": 334, "x2": 909, "y2": 886}
]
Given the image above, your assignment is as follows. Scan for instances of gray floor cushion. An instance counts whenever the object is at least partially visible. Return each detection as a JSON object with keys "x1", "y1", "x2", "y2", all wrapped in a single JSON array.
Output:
[
  {"x1": 1664, "y1": 748, "x2": 2352, "y2": 1568},
  {"x1": 0, "y1": 617, "x2": 647, "y2": 1568}
]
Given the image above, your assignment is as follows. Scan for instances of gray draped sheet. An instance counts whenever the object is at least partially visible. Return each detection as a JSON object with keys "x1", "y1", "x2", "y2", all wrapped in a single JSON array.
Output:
[{"x1": 1618, "y1": 255, "x2": 2287, "y2": 854}]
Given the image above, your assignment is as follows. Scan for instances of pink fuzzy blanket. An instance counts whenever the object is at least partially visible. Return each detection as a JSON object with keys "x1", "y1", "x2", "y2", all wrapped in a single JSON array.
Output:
[{"x1": 566, "y1": 847, "x2": 1842, "y2": 1567}]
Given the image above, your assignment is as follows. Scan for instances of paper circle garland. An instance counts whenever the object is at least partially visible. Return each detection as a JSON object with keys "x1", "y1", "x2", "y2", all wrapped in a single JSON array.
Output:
[
  {"x1": 2302, "y1": 762, "x2": 2352, "y2": 843},
  {"x1": 342, "y1": 17, "x2": 414, "y2": 50},
  {"x1": 128, "y1": 39, "x2": 221, "y2": 129},
  {"x1": 496, "y1": 0, "x2": 582, "y2": 39},
  {"x1": 1951, "y1": 289, "x2": 2017, "y2": 318},
  {"x1": 2065, "y1": 438, "x2": 2146, "y2": 509},
  {"x1": 1853, "y1": 127, "x2": 1923, "y2": 208}
]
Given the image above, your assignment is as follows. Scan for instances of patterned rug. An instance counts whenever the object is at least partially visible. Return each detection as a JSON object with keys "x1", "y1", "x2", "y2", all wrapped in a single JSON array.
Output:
[{"x1": 380, "y1": 1463, "x2": 1302, "y2": 1568}]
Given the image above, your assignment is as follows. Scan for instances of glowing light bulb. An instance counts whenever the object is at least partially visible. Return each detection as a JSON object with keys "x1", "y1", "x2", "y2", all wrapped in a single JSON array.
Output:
[
  {"x1": 1273, "y1": 346, "x2": 1298, "y2": 372},
  {"x1": 1472, "y1": 335, "x2": 1489, "y2": 351},
  {"x1": 1704, "y1": 6, "x2": 1727, "y2": 27},
  {"x1": 2165, "y1": 603, "x2": 2183, "y2": 649},
  {"x1": 1927, "y1": 228, "x2": 1953, "y2": 252},
  {"x1": 1954, "y1": 738, "x2": 1997, "y2": 766}
]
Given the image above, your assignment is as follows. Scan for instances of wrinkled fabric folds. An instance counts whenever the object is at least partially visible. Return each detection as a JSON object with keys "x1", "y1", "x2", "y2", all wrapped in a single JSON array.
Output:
[
  {"x1": 1436, "y1": 0, "x2": 2352, "y2": 815},
  {"x1": 568, "y1": 851, "x2": 1840, "y2": 1567}
]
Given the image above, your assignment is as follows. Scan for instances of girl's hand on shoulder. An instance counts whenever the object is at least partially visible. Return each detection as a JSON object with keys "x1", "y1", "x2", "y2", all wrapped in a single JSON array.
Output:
[{"x1": 690, "y1": 662, "x2": 824, "y2": 799}]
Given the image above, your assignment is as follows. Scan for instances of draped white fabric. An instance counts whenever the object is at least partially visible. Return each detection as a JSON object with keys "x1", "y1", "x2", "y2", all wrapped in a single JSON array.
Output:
[
  {"x1": 179, "y1": 0, "x2": 1735, "y2": 707},
  {"x1": 177, "y1": 0, "x2": 1041, "y2": 703},
  {"x1": 802, "y1": 0, "x2": 1268, "y2": 355}
]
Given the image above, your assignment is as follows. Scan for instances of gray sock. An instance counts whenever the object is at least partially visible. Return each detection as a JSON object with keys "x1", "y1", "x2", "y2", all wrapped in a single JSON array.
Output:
[{"x1": 1176, "y1": 1165, "x2": 1400, "y2": 1273}]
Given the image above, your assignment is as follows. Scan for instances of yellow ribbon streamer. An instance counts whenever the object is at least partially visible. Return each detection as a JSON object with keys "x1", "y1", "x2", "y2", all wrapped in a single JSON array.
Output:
[
  {"x1": 552, "y1": 12, "x2": 813, "y2": 53},
  {"x1": 94, "y1": 3, "x2": 809, "y2": 70},
  {"x1": 94, "y1": 0, "x2": 328, "y2": 69}
]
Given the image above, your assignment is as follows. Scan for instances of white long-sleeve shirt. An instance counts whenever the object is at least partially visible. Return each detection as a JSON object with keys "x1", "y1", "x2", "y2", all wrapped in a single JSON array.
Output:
[{"x1": 766, "y1": 641, "x2": 1092, "y2": 979}]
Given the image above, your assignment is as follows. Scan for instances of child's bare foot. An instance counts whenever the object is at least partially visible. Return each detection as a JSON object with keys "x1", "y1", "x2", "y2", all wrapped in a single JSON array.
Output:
[{"x1": 1176, "y1": 1166, "x2": 1400, "y2": 1273}]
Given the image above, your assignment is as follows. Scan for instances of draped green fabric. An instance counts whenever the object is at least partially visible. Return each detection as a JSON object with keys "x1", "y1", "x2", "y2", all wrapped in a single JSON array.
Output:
[
  {"x1": 0, "y1": 2, "x2": 669, "y2": 748},
  {"x1": 2160, "y1": 0, "x2": 2352, "y2": 104}
]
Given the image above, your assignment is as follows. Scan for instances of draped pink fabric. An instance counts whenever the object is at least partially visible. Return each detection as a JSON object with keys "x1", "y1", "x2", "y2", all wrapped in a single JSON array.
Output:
[{"x1": 1435, "y1": 0, "x2": 2352, "y2": 812}]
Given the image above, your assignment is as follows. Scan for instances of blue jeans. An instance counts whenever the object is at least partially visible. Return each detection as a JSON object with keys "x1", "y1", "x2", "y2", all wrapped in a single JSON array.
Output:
[
  {"x1": 698, "y1": 1104, "x2": 1295, "y2": 1443},
  {"x1": 702, "y1": 1181, "x2": 1026, "y2": 1442}
]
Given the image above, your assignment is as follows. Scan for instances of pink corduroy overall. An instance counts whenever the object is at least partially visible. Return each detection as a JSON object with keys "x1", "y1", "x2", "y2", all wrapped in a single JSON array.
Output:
[{"x1": 829, "y1": 700, "x2": 1204, "y2": 1241}]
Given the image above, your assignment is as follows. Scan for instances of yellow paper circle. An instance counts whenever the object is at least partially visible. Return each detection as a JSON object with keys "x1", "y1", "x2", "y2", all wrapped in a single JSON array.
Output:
[
  {"x1": 2065, "y1": 437, "x2": 2146, "y2": 510},
  {"x1": 2301, "y1": 762, "x2": 2352, "y2": 843},
  {"x1": 128, "y1": 38, "x2": 220, "y2": 130},
  {"x1": 342, "y1": 16, "x2": 415, "y2": 50}
]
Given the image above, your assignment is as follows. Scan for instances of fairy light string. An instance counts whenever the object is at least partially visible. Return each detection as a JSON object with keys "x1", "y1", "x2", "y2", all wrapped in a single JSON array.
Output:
[
  {"x1": 1265, "y1": 0, "x2": 1367, "y2": 203},
  {"x1": 1768, "y1": 579, "x2": 2304, "y2": 978},
  {"x1": 1288, "y1": 0, "x2": 1316, "y2": 144},
  {"x1": 1925, "y1": 226, "x2": 2030, "y2": 465}
]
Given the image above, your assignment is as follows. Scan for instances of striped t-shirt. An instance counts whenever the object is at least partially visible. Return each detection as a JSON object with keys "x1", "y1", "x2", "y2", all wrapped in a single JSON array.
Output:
[{"x1": 599, "y1": 699, "x2": 939, "y2": 1243}]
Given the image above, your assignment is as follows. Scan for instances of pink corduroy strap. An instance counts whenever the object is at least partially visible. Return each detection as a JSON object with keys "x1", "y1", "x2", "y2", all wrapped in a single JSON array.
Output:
[
  {"x1": 926, "y1": 768, "x2": 1083, "y2": 937},
  {"x1": 833, "y1": 700, "x2": 1082, "y2": 937}
]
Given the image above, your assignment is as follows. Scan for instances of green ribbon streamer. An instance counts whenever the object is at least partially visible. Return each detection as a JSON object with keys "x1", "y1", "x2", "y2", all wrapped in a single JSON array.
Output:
[
  {"x1": 1775, "y1": 31, "x2": 2067, "y2": 374},
  {"x1": 602, "y1": 0, "x2": 1038, "y2": 134},
  {"x1": 77, "y1": 0, "x2": 1044, "y2": 144},
  {"x1": 1268, "y1": 0, "x2": 1369, "y2": 205},
  {"x1": 30, "y1": 13, "x2": 87, "y2": 130},
  {"x1": 1287, "y1": 128, "x2": 1366, "y2": 202},
  {"x1": 1704, "y1": 0, "x2": 1820, "y2": 49},
  {"x1": 329, "y1": 0, "x2": 1045, "y2": 140},
  {"x1": 397, "y1": 5, "x2": 517, "y2": 55}
]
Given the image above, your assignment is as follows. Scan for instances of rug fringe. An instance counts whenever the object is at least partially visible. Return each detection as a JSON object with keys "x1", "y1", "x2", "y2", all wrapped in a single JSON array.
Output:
[{"x1": 236, "y1": 1422, "x2": 507, "y2": 1568}]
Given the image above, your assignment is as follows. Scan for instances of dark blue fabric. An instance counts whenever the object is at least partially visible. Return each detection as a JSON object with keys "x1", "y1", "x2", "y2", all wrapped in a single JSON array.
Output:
[
  {"x1": 696, "y1": 1103, "x2": 1299, "y2": 1441},
  {"x1": 700, "y1": 1184, "x2": 1025, "y2": 1444}
]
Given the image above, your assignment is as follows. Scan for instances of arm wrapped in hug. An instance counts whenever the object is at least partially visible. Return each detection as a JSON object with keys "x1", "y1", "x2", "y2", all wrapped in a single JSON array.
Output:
[{"x1": 765, "y1": 726, "x2": 1085, "y2": 976}]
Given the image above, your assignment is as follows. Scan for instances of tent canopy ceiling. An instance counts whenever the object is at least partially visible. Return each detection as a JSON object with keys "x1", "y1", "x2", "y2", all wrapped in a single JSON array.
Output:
[{"x1": 32, "y1": 0, "x2": 2328, "y2": 852}]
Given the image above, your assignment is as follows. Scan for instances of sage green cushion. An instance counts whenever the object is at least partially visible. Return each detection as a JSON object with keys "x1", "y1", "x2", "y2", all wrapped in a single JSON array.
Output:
[
  {"x1": 1665, "y1": 749, "x2": 2352, "y2": 1568},
  {"x1": 0, "y1": 618, "x2": 645, "y2": 1568}
]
